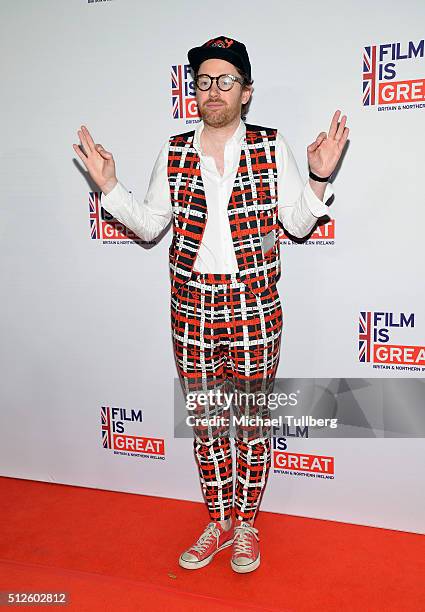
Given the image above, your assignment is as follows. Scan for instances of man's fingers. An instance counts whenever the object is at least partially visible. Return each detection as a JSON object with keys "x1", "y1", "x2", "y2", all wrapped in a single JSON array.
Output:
[
  {"x1": 335, "y1": 115, "x2": 347, "y2": 141},
  {"x1": 96, "y1": 144, "x2": 112, "y2": 158},
  {"x1": 308, "y1": 133, "x2": 326, "y2": 151},
  {"x1": 73, "y1": 143, "x2": 88, "y2": 165},
  {"x1": 78, "y1": 128, "x2": 93, "y2": 155},
  {"x1": 81, "y1": 125, "x2": 96, "y2": 150},
  {"x1": 328, "y1": 109, "x2": 341, "y2": 139},
  {"x1": 77, "y1": 131, "x2": 88, "y2": 155},
  {"x1": 339, "y1": 127, "x2": 349, "y2": 148}
]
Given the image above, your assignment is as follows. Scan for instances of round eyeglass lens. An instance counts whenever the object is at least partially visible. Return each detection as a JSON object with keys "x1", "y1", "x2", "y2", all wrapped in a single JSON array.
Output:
[
  {"x1": 217, "y1": 75, "x2": 234, "y2": 90},
  {"x1": 196, "y1": 75, "x2": 211, "y2": 90}
]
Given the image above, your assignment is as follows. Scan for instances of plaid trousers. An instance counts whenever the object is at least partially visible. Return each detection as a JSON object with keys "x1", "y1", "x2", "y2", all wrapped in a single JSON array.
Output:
[{"x1": 171, "y1": 271, "x2": 283, "y2": 522}]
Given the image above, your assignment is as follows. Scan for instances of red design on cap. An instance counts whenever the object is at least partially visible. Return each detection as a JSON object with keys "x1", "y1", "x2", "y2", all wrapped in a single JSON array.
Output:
[{"x1": 205, "y1": 37, "x2": 234, "y2": 49}]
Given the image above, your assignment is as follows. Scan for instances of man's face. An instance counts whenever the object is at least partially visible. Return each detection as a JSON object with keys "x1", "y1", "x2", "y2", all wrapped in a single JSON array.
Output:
[{"x1": 195, "y1": 58, "x2": 252, "y2": 128}]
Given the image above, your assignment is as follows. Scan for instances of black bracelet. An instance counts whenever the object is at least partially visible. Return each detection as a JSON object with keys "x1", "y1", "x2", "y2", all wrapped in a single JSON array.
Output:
[{"x1": 309, "y1": 169, "x2": 331, "y2": 182}]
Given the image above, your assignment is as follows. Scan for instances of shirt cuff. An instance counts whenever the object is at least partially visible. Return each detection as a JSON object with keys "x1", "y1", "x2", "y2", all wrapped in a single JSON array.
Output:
[
  {"x1": 304, "y1": 180, "x2": 335, "y2": 218},
  {"x1": 101, "y1": 180, "x2": 129, "y2": 210}
]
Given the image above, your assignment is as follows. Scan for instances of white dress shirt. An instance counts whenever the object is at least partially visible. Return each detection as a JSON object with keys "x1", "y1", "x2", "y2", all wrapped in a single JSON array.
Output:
[{"x1": 101, "y1": 119, "x2": 334, "y2": 273}]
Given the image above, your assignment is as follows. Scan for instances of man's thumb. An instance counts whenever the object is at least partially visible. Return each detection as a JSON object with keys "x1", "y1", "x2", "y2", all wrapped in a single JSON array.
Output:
[{"x1": 96, "y1": 144, "x2": 111, "y2": 158}]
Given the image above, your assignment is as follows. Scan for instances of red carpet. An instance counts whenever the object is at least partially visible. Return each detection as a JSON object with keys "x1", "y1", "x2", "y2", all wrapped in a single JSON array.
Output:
[{"x1": 1, "y1": 476, "x2": 424, "y2": 611}]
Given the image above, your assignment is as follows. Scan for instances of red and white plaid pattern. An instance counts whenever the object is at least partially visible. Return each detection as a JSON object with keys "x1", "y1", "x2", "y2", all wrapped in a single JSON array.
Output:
[
  {"x1": 171, "y1": 272, "x2": 282, "y2": 521},
  {"x1": 171, "y1": 273, "x2": 282, "y2": 398},
  {"x1": 167, "y1": 124, "x2": 280, "y2": 297},
  {"x1": 168, "y1": 123, "x2": 282, "y2": 524},
  {"x1": 193, "y1": 437, "x2": 234, "y2": 521},
  {"x1": 234, "y1": 437, "x2": 271, "y2": 523}
]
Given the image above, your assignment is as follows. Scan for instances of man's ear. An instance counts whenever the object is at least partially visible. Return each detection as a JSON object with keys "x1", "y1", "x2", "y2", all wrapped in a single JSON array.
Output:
[{"x1": 242, "y1": 85, "x2": 253, "y2": 105}]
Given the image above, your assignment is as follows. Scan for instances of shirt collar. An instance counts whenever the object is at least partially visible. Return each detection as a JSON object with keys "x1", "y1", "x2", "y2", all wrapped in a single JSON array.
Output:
[{"x1": 193, "y1": 119, "x2": 246, "y2": 154}]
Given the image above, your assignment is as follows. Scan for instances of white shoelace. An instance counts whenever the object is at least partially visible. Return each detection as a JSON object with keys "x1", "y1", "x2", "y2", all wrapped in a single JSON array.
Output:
[
  {"x1": 233, "y1": 522, "x2": 259, "y2": 556},
  {"x1": 190, "y1": 522, "x2": 221, "y2": 554}
]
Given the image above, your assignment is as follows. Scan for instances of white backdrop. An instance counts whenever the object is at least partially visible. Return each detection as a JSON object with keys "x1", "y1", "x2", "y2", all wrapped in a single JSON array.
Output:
[{"x1": 1, "y1": 0, "x2": 424, "y2": 534}]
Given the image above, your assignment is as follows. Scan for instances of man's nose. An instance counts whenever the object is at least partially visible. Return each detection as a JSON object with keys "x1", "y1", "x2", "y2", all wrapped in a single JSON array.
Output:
[{"x1": 209, "y1": 79, "x2": 221, "y2": 95}]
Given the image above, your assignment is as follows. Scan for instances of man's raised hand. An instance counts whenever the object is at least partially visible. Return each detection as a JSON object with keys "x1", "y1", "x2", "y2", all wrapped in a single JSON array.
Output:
[
  {"x1": 307, "y1": 110, "x2": 349, "y2": 179},
  {"x1": 73, "y1": 125, "x2": 118, "y2": 194}
]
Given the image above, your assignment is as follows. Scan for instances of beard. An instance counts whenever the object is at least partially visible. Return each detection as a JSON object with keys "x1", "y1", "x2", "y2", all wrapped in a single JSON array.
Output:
[{"x1": 200, "y1": 100, "x2": 239, "y2": 128}]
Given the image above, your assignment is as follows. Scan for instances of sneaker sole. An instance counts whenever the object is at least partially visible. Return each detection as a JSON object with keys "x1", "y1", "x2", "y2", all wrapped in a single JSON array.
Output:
[
  {"x1": 231, "y1": 552, "x2": 261, "y2": 574},
  {"x1": 178, "y1": 539, "x2": 233, "y2": 570}
]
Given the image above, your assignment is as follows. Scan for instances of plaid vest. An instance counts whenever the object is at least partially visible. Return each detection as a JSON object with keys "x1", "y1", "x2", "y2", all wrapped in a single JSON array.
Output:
[{"x1": 167, "y1": 123, "x2": 280, "y2": 296}]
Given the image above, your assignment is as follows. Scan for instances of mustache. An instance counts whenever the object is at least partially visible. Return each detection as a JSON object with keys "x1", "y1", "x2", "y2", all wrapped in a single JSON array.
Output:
[{"x1": 204, "y1": 100, "x2": 226, "y2": 106}]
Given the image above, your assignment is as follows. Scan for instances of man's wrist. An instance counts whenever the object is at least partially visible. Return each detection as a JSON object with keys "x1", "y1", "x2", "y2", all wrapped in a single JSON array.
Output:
[
  {"x1": 101, "y1": 178, "x2": 118, "y2": 196},
  {"x1": 308, "y1": 169, "x2": 331, "y2": 182}
]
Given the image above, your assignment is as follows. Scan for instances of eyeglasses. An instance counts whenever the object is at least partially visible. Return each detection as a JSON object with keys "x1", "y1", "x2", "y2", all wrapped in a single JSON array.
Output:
[{"x1": 194, "y1": 73, "x2": 245, "y2": 91}]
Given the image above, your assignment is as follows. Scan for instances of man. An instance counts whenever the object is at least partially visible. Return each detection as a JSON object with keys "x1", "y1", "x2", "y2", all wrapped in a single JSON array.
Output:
[{"x1": 73, "y1": 35, "x2": 349, "y2": 574}]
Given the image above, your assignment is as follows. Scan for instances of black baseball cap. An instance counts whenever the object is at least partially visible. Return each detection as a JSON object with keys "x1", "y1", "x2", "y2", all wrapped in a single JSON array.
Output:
[{"x1": 188, "y1": 36, "x2": 252, "y2": 82}]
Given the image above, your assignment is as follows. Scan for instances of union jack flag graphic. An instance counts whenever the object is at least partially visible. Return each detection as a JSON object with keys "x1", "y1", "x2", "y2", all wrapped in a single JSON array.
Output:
[
  {"x1": 101, "y1": 406, "x2": 113, "y2": 449},
  {"x1": 89, "y1": 191, "x2": 102, "y2": 239},
  {"x1": 359, "y1": 311, "x2": 372, "y2": 362},
  {"x1": 171, "y1": 65, "x2": 184, "y2": 119},
  {"x1": 363, "y1": 45, "x2": 377, "y2": 106},
  {"x1": 89, "y1": 190, "x2": 145, "y2": 242},
  {"x1": 171, "y1": 64, "x2": 199, "y2": 119}
]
